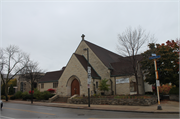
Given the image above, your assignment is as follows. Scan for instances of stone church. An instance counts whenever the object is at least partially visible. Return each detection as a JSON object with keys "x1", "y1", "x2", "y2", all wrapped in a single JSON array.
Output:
[{"x1": 55, "y1": 34, "x2": 146, "y2": 97}]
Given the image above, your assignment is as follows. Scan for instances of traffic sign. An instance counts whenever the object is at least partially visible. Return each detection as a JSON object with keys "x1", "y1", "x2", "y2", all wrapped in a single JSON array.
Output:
[
  {"x1": 149, "y1": 55, "x2": 161, "y2": 60},
  {"x1": 87, "y1": 66, "x2": 91, "y2": 84},
  {"x1": 88, "y1": 66, "x2": 91, "y2": 74},
  {"x1": 156, "y1": 80, "x2": 160, "y2": 86},
  {"x1": 152, "y1": 54, "x2": 156, "y2": 56}
]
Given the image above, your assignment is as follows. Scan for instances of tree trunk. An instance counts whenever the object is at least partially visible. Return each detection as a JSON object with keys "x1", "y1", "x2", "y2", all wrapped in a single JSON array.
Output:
[
  {"x1": 31, "y1": 83, "x2": 33, "y2": 104},
  {"x1": 135, "y1": 72, "x2": 139, "y2": 95},
  {"x1": 5, "y1": 84, "x2": 8, "y2": 101}
]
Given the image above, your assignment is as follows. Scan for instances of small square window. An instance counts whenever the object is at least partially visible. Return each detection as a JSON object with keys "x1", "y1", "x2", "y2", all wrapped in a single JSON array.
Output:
[{"x1": 53, "y1": 82, "x2": 58, "y2": 88}]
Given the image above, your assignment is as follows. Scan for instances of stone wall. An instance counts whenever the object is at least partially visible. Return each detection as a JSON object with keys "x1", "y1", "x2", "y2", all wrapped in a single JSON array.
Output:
[
  {"x1": 68, "y1": 96, "x2": 157, "y2": 106},
  {"x1": 169, "y1": 95, "x2": 179, "y2": 102}
]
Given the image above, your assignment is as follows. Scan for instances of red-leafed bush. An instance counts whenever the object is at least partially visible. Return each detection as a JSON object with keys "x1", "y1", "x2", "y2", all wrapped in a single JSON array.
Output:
[
  {"x1": 29, "y1": 90, "x2": 34, "y2": 94},
  {"x1": 159, "y1": 84, "x2": 172, "y2": 95},
  {"x1": 47, "y1": 88, "x2": 55, "y2": 93}
]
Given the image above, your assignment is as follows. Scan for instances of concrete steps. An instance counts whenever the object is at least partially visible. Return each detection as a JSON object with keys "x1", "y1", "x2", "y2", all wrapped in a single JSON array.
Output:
[{"x1": 53, "y1": 96, "x2": 70, "y2": 103}]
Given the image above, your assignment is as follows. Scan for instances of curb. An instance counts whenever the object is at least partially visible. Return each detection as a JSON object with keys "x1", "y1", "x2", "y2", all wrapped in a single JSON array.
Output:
[{"x1": 3, "y1": 101, "x2": 179, "y2": 114}]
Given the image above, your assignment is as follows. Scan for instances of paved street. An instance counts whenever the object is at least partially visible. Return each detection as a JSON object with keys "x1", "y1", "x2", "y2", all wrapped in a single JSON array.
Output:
[{"x1": 0, "y1": 102, "x2": 179, "y2": 118}]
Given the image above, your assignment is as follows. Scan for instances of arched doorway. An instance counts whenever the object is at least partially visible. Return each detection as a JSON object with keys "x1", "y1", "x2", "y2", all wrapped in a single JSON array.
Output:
[{"x1": 71, "y1": 79, "x2": 80, "y2": 96}]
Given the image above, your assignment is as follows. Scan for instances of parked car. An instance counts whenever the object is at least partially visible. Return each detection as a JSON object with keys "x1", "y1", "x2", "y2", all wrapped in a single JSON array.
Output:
[{"x1": 0, "y1": 100, "x2": 3, "y2": 110}]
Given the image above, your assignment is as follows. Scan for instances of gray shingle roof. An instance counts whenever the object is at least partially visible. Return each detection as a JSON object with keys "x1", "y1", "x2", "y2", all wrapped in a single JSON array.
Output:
[
  {"x1": 39, "y1": 68, "x2": 65, "y2": 83},
  {"x1": 74, "y1": 53, "x2": 101, "y2": 79},
  {"x1": 84, "y1": 40, "x2": 123, "y2": 69},
  {"x1": 84, "y1": 40, "x2": 143, "y2": 76}
]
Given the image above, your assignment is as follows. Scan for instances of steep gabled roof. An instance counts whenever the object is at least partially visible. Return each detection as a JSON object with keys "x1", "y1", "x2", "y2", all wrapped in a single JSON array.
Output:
[
  {"x1": 74, "y1": 53, "x2": 101, "y2": 79},
  {"x1": 110, "y1": 60, "x2": 134, "y2": 76},
  {"x1": 83, "y1": 40, "x2": 143, "y2": 76},
  {"x1": 110, "y1": 55, "x2": 144, "y2": 76},
  {"x1": 39, "y1": 67, "x2": 65, "y2": 83},
  {"x1": 84, "y1": 40, "x2": 123, "y2": 69}
]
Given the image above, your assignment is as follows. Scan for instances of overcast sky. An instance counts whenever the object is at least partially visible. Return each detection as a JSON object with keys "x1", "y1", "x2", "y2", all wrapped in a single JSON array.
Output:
[{"x1": 0, "y1": 0, "x2": 179, "y2": 72}]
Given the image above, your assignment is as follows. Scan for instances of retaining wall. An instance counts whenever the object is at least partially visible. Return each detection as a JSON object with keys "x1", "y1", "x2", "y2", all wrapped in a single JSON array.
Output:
[{"x1": 67, "y1": 96, "x2": 157, "y2": 106}]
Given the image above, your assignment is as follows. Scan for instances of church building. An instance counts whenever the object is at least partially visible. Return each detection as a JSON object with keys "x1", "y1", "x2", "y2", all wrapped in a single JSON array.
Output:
[{"x1": 56, "y1": 34, "x2": 146, "y2": 97}]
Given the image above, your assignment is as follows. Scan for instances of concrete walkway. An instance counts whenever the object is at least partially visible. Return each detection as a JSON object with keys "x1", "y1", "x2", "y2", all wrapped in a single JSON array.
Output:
[{"x1": 2, "y1": 100, "x2": 179, "y2": 114}]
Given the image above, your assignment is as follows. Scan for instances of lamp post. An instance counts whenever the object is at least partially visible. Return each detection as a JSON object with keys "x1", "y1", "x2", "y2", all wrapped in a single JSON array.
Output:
[{"x1": 84, "y1": 48, "x2": 90, "y2": 107}]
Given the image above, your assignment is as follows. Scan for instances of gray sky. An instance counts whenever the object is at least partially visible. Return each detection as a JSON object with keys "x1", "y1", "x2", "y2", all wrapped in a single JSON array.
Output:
[{"x1": 0, "y1": 0, "x2": 179, "y2": 72}]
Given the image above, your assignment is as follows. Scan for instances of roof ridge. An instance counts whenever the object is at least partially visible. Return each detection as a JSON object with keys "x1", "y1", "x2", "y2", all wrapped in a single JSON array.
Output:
[{"x1": 46, "y1": 70, "x2": 61, "y2": 73}]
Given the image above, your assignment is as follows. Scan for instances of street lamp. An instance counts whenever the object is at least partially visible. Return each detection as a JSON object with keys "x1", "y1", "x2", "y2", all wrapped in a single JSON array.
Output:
[{"x1": 84, "y1": 48, "x2": 90, "y2": 107}]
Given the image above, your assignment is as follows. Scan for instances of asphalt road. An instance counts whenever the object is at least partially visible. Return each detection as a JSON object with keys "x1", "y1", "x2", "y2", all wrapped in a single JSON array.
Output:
[{"x1": 0, "y1": 102, "x2": 179, "y2": 119}]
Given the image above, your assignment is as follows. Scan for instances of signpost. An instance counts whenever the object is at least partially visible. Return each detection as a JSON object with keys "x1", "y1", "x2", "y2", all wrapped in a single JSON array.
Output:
[
  {"x1": 84, "y1": 46, "x2": 90, "y2": 107},
  {"x1": 87, "y1": 66, "x2": 91, "y2": 88},
  {"x1": 149, "y1": 54, "x2": 162, "y2": 110}
]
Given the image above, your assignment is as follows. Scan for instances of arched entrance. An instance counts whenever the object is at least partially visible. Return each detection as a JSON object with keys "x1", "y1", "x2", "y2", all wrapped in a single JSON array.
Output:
[{"x1": 71, "y1": 79, "x2": 80, "y2": 96}]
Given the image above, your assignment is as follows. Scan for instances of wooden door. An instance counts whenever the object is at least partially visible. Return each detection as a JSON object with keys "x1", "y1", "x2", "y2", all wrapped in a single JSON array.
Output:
[{"x1": 71, "y1": 79, "x2": 80, "y2": 96}]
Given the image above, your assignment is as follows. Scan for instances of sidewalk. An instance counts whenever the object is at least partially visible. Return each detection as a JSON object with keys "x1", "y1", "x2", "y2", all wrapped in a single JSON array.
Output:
[{"x1": 2, "y1": 100, "x2": 179, "y2": 114}]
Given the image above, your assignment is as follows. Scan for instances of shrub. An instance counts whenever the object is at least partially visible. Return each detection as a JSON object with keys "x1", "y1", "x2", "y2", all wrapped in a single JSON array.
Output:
[
  {"x1": 22, "y1": 95, "x2": 31, "y2": 100},
  {"x1": 10, "y1": 95, "x2": 16, "y2": 100},
  {"x1": 9, "y1": 84, "x2": 15, "y2": 95},
  {"x1": 33, "y1": 88, "x2": 41, "y2": 100},
  {"x1": 1, "y1": 95, "x2": 6, "y2": 100},
  {"x1": 47, "y1": 88, "x2": 55, "y2": 93},
  {"x1": 22, "y1": 92, "x2": 29, "y2": 97},
  {"x1": 14, "y1": 91, "x2": 22, "y2": 99},
  {"x1": 22, "y1": 92, "x2": 29, "y2": 100},
  {"x1": 29, "y1": 90, "x2": 34, "y2": 94},
  {"x1": 41, "y1": 91, "x2": 50, "y2": 100},
  {"x1": 159, "y1": 84, "x2": 172, "y2": 95},
  {"x1": 169, "y1": 87, "x2": 179, "y2": 95},
  {"x1": 40, "y1": 91, "x2": 55, "y2": 100}
]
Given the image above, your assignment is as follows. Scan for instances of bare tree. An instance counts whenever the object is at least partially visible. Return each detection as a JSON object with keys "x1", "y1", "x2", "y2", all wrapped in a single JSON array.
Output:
[
  {"x1": 20, "y1": 61, "x2": 44, "y2": 104},
  {"x1": 117, "y1": 26, "x2": 155, "y2": 95},
  {"x1": 0, "y1": 45, "x2": 30, "y2": 101}
]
